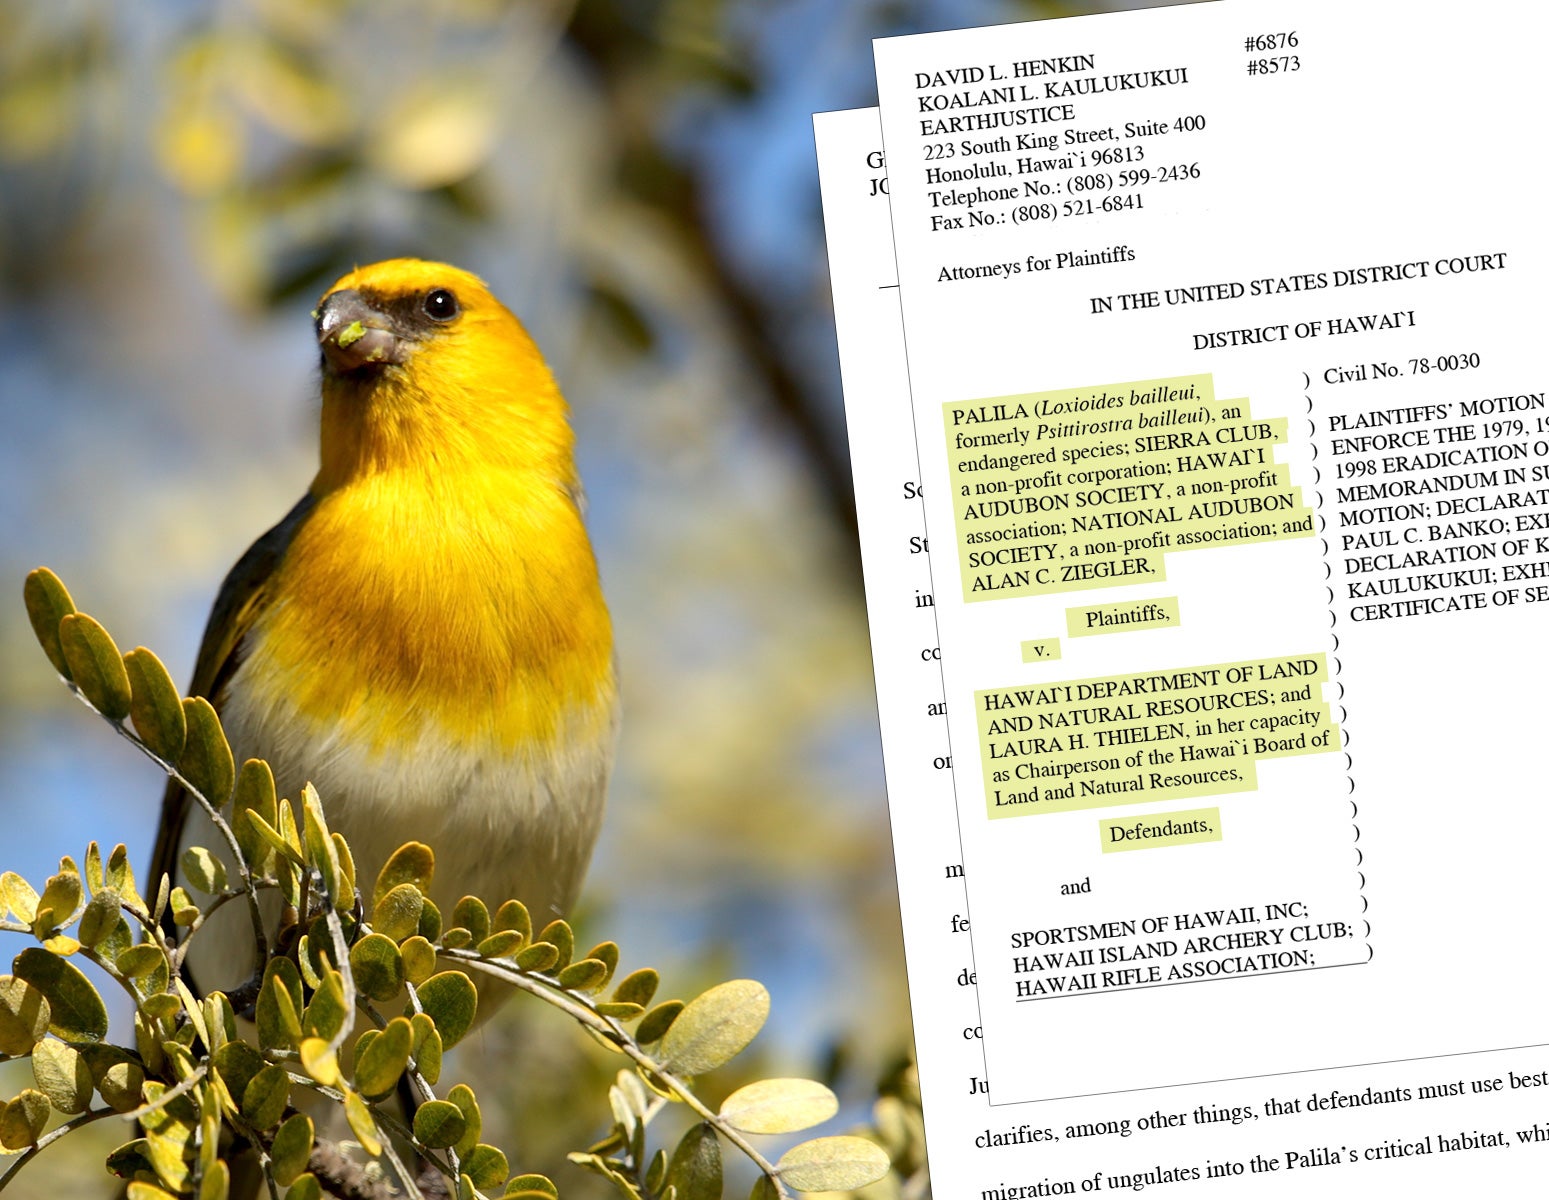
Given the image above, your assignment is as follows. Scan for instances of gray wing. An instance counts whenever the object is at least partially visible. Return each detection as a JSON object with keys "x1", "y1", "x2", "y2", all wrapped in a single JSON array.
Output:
[{"x1": 148, "y1": 494, "x2": 316, "y2": 906}]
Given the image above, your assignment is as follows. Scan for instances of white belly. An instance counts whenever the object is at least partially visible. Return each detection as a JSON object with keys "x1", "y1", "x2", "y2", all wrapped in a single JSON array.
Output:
[{"x1": 181, "y1": 674, "x2": 615, "y2": 997}]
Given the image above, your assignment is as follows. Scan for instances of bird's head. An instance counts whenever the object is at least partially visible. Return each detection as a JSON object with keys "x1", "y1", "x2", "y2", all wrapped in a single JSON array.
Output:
[{"x1": 310, "y1": 259, "x2": 576, "y2": 490}]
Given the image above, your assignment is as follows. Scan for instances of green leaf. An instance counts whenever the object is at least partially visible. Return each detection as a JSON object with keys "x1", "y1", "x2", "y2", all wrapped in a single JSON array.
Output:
[
  {"x1": 413, "y1": 1099, "x2": 467, "y2": 1149},
  {"x1": 594, "y1": 1001, "x2": 645, "y2": 1020},
  {"x1": 415, "y1": 971, "x2": 477, "y2": 1048},
  {"x1": 97, "y1": 912, "x2": 135, "y2": 964},
  {"x1": 34, "y1": 866, "x2": 82, "y2": 932},
  {"x1": 147, "y1": 1145, "x2": 192, "y2": 1200},
  {"x1": 645, "y1": 1148, "x2": 668, "y2": 1192},
  {"x1": 719, "y1": 1079, "x2": 838, "y2": 1135},
  {"x1": 349, "y1": 932, "x2": 405, "y2": 1001},
  {"x1": 84, "y1": 842, "x2": 105, "y2": 894},
  {"x1": 410, "y1": 1011, "x2": 443, "y2": 1085},
  {"x1": 175, "y1": 978, "x2": 209, "y2": 1050},
  {"x1": 748, "y1": 1175, "x2": 779, "y2": 1200},
  {"x1": 372, "y1": 883, "x2": 424, "y2": 942},
  {"x1": 0, "y1": 1088, "x2": 50, "y2": 1150},
  {"x1": 141, "y1": 1082, "x2": 195, "y2": 1150},
  {"x1": 200, "y1": 1000, "x2": 235, "y2": 1060},
  {"x1": 140, "y1": 992, "x2": 180, "y2": 1022},
  {"x1": 300, "y1": 783, "x2": 341, "y2": 903},
  {"x1": 144, "y1": 868, "x2": 167, "y2": 926},
  {"x1": 242, "y1": 1063, "x2": 290, "y2": 1130},
  {"x1": 12, "y1": 946, "x2": 108, "y2": 1041},
  {"x1": 126, "y1": 1181, "x2": 177, "y2": 1200},
  {"x1": 256, "y1": 958, "x2": 304, "y2": 1050},
  {"x1": 504, "y1": 1174, "x2": 559, "y2": 1198},
  {"x1": 269, "y1": 1112, "x2": 313, "y2": 1186},
  {"x1": 354, "y1": 1016, "x2": 411, "y2": 1099},
  {"x1": 208, "y1": 965, "x2": 238, "y2": 1030},
  {"x1": 117, "y1": 943, "x2": 165, "y2": 979},
  {"x1": 635, "y1": 999, "x2": 684, "y2": 1046},
  {"x1": 774, "y1": 1136, "x2": 890, "y2": 1192},
  {"x1": 106, "y1": 844, "x2": 144, "y2": 912},
  {"x1": 297, "y1": 934, "x2": 322, "y2": 990},
  {"x1": 277, "y1": 799, "x2": 303, "y2": 861},
  {"x1": 659, "y1": 980, "x2": 768, "y2": 1076},
  {"x1": 199, "y1": 1085, "x2": 220, "y2": 1181},
  {"x1": 373, "y1": 842, "x2": 435, "y2": 911},
  {"x1": 179, "y1": 697, "x2": 235, "y2": 808},
  {"x1": 556, "y1": 958, "x2": 608, "y2": 992},
  {"x1": 451, "y1": 895, "x2": 490, "y2": 944},
  {"x1": 199, "y1": 1160, "x2": 230, "y2": 1200},
  {"x1": 584, "y1": 941, "x2": 620, "y2": 989},
  {"x1": 232, "y1": 759, "x2": 279, "y2": 872},
  {"x1": 417, "y1": 895, "x2": 442, "y2": 942},
  {"x1": 298, "y1": 1037, "x2": 340, "y2": 1087},
  {"x1": 301, "y1": 967, "x2": 348, "y2": 1041},
  {"x1": 465, "y1": 1143, "x2": 510, "y2": 1191},
  {"x1": 180, "y1": 847, "x2": 227, "y2": 895},
  {"x1": 304, "y1": 912, "x2": 346, "y2": 986},
  {"x1": 400, "y1": 935, "x2": 437, "y2": 985},
  {"x1": 492, "y1": 899, "x2": 531, "y2": 940},
  {"x1": 133, "y1": 1012, "x2": 164, "y2": 1074},
  {"x1": 665, "y1": 1123, "x2": 722, "y2": 1200},
  {"x1": 77, "y1": 887, "x2": 122, "y2": 949},
  {"x1": 32, "y1": 1036, "x2": 92, "y2": 1113},
  {"x1": 535, "y1": 919, "x2": 574, "y2": 971},
  {"x1": 124, "y1": 647, "x2": 186, "y2": 761},
  {"x1": 169, "y1": 885, "x2": 200, "y2": 926},
  {"x1": 331, "y1": 832, "x2": 357, "y2": 908},
  {"x1": 79, "y1": 1043, "x2": 134, "y2": 1085},
  {"x1": 286, "y1": 1174, "x2": 322, "y2": 1200},
  {"x1": 138, "y1": 1078, "x2": 195, "y2": 1135},
  {"x1": 476, "y1": 930, "x2": 524, "y2": 958},
  {"x1": 343, "y1": 1086, "x2": 382, "y2": 1156},
  {"x1": 212, "y1": 1040, "x2": 265, "y2": 1108},
  {"x1": 514, "y1": 941, "x2": 559, "y2": 972},
  {"x1": 158, "y1": 1036, "x2": 194, "y2": 1076},
  {"x1": 447, "y1": 1083, "x2": 481, "y2": 1157},
  {"x1": 611, "y1": 1074, "x2": 643, "y2": 1133},
  {"x1": 612, "y1": 967, "x2": 659, "y2": 1009},
  {"x1": 107, "y1": 1137, "x2": 154, "y2": 1180},
  {"x1": 98, "y1": 1059, "x2": 147, "y2": 1112},
  {"x1": 1, "y1": 871, "x2": 38, "y2": 922},
  {"x1": 23, "y1": 567, "x2": 76, "y2": 678},
  {"x1": 59, "y1": 613, "x2": 132, "y2": 719}
]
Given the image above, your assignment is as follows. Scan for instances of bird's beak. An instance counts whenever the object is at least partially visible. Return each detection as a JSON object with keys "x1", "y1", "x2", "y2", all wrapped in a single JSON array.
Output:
[{"x1": 315, "y1": 289, "x2": 405, "y2": 372}]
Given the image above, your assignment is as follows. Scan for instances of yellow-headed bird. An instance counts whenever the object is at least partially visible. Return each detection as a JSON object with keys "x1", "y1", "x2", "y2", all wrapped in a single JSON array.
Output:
[{"x1": 150, "y1": 259, "x2": 619, "y2": 995}]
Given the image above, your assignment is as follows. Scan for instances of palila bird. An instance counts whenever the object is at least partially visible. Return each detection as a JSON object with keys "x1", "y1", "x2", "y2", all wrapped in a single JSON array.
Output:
[{"x1": 149, "y1": 258, "x2": 619, "y2": 997}]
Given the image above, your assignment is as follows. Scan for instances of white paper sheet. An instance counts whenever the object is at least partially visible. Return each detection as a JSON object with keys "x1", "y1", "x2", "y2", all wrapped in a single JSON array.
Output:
[{"x1": 818, "y1": 1, "x2": 1549, "y2": 1190}]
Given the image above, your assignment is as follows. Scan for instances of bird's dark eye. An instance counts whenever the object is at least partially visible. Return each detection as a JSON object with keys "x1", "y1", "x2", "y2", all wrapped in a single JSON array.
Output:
[{"x1": 423, "y1": 288, "x2": 459, "y2": 322}]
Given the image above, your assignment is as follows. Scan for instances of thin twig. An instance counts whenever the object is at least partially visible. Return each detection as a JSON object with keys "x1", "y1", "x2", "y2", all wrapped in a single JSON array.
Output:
[
  {"x1": 319, "y1": 891, "x2": 358, "y2": 1065},
  {"x1": 309, "y1": 1137, "x2": 398, "y2": 1200},
  {"x1": 77, "y1": 944, "x2": 144, "y2": 1006},
  {"x1": 119, "y1": 1062, "x2": 209, "y2": 1123},
  {"x1": 0, "y1": 1108, "x2": 118, "y2": 1192},
  {"x1": 285, "y1": 1073, "x2": 442, "y2": 1200}
]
